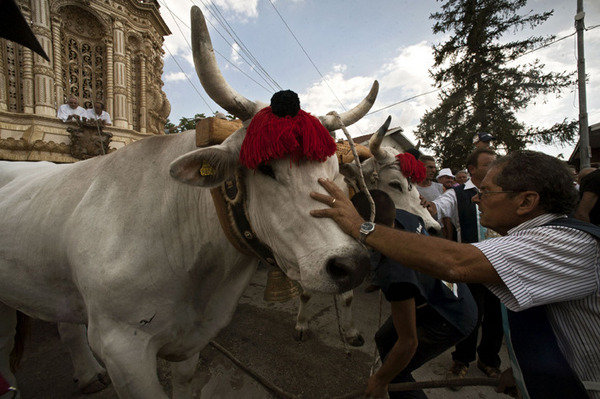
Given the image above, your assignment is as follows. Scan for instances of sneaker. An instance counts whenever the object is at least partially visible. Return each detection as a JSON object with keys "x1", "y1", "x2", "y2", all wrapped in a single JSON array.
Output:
[
  {"x1": 446, "y1": 360, "x2": 468, "y2": 391},
  {"x1": 477, "y1": 360, "x2": 501, "y2": 379}
]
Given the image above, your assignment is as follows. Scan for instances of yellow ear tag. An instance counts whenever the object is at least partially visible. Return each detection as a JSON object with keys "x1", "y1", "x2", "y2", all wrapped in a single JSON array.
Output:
[{"x1": 200, "y1": 161, "x2": 215, "y2": 176}]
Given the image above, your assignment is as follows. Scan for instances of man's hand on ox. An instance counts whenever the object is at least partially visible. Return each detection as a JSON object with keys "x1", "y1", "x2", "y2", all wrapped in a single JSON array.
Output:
[{"x1": 310, "y1": 178, "x2": 365, "y2": 239}]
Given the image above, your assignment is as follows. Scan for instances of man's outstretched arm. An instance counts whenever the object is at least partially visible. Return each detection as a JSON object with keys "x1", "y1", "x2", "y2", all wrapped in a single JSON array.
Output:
[{"x1": 310, "y1": 178, "x2": 501, "y2": 284}]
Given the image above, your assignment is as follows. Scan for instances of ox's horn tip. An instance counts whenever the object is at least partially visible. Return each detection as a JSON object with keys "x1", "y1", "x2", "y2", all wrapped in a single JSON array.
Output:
[{"x1": 376, "y1": 115, "x2": 391, "y2": 137}]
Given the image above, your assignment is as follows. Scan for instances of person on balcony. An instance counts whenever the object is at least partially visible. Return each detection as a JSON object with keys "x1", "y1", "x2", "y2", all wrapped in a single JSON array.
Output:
[
  {"x1": 86, "y1": 100, "x2": 112, "y2": 127},
  {"x1": 57, "y1": 95, "x2": 86, "y2": 123}
]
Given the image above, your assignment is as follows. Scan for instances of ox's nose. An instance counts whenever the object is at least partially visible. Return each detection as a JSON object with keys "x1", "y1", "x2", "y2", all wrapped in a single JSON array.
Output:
[{"x1": 326, "y1": 255, "x2": 370, "y2": 292}]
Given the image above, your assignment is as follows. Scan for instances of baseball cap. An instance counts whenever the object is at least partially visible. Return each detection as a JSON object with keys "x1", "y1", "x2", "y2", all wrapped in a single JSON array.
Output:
[
  {"x1": 437, "y1": 168, "x2": 454, "y2": 179},
  {"x1": 473, "y1": 132, "x2": 495, "y2": 143}
]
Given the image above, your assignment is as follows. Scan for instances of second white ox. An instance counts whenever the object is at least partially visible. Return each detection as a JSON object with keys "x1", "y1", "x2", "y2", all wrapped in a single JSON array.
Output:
[
  {"x1": 294, "y1": 121, "x2": 441, "y2": 345},
  {"x1": 0, "y1": 7, "x2": 376, "y2": 398}
]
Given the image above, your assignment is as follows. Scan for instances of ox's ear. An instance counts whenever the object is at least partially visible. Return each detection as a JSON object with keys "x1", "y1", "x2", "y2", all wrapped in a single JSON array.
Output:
[
  {"x1": 340, "y1": 162, "x2": 361, "y2": 192},
  {"x1": 339, "y1": 162, "x2": 360, "y2": 180},
  {"x1": 169, "y1": 129, "x2": 244, "y2": 187}
]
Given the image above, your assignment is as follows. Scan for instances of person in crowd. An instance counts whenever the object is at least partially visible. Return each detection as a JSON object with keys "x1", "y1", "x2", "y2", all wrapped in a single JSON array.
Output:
[
  {"x1": 454, "y1": 170, "x2": 469, "y2": 186},
  {"x1": 436, "y1": 168, "x2": 455, "y2": 191},
  {"x1": 473, "y1": 132, "x2": 495, "y2": 149},
  {"x1": 57, "y1": 95, "x2": 86, "y2": 123},
  {"x1": 86, "y1": 100, "x2": 112, "y2": 126},
  {"x1": 357, "y1": 190, "x2": 477, "y2": 399},
  {"x1": 423, "y1": 148, "x2": 504, "y2": 384},
  {"x1": 416, "y1": 155, "x2": 444, "y2": 202},
  {"x1": 311, "y1": 150, "x2": 600, "y2": 399},
  {"x1": 575, "y1": 167, "x2": 600, "y2": 225}
]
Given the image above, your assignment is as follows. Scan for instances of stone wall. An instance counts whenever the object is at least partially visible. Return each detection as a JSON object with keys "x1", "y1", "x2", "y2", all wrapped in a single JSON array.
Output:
[{"x1": 0, "y1": 0, "x2": 171, "y2": 162}]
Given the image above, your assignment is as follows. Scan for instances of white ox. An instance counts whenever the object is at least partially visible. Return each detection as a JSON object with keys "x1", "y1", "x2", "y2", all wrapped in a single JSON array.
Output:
[
  {"x1": 294, "y1": 121, "x2": 441, "y2": 345},
  {"x1": 0, "y1": 7, "x2": 375, "y2": 398}
]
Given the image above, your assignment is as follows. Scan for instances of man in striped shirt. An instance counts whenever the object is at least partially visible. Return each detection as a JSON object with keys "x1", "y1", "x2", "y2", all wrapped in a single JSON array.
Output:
[{"x1": 311, "y1": 150, "x2": 599, "y2": 398}]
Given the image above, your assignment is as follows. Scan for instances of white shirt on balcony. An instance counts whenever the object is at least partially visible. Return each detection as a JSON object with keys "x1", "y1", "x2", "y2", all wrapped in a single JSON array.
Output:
[
  {"x1": 57, "y1": 104, "x2": 86, "y2": 122},
  {"x1": 85, "y1": 109, "x2": 112, "y2": 126}
]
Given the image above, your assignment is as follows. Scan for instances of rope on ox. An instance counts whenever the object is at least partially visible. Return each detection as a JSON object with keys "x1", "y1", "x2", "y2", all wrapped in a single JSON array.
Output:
[{"x1": 327, "y1": 111, "x2": 376, "y2": 359}]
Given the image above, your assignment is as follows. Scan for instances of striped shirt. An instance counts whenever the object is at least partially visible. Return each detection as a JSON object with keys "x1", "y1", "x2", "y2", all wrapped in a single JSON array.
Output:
[{"x1": 472, "y1": 214, "x2": 600, "y2": 397}]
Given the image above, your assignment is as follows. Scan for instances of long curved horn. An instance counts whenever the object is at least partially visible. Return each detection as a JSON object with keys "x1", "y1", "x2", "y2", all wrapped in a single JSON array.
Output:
[
  {"x1": 369, "y1": 115, "x2": 392, "y2": 162},
  {"x1": 320, "y1": 80, "x2": 379, "y2": 131},
  {"x1": 191, "y1": 6, "x2": 256, "y2": 121}
]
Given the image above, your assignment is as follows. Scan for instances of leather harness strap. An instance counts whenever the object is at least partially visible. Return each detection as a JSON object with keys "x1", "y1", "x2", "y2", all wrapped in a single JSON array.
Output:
[{"x1": 210, "y1": 168, "x2": 279, "y2": 268}]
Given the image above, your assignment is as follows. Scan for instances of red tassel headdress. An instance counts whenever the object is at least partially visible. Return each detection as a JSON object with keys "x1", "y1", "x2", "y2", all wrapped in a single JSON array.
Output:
[
  {"x1": 395, "y1": 153, "x2": 426, "y2": 183},
  {"x1": 239, "y1": 90, "x2": 336, "y2": 170}
]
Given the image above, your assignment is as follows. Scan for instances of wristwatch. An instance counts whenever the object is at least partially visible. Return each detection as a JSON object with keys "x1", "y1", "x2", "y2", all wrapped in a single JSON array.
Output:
[{"x1": 358, "y1": 222, "x2": 376, "y2": 244}]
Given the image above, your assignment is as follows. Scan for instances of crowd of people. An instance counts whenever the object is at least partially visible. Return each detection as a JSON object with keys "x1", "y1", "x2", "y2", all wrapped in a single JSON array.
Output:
[
  {"x1": 56, "y1": 95, "x2": 112, "y2": 127},
  {"x1": 311, "y1": 132, "x2": 599, "y2": 399}
]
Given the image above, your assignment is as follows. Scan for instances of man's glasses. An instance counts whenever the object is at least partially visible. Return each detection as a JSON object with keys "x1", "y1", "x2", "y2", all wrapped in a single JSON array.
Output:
[{"x1": 475, "y1": 190, "x2": 520, "y2": 200}]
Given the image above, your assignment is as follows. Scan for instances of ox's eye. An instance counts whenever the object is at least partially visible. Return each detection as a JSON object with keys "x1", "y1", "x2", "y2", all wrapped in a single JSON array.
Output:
[
  {"x1": 257, "y1": 164, "x2": 276, "y2": 179},
  {"x1": 388, "y1": 181, "x2": 403, "y2": 192}
]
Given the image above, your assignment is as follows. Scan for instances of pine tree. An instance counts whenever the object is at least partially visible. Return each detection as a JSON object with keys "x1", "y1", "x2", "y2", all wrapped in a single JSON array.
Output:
[{"x1": 415, "y1": 0, "x2": 577, "y2": 170}]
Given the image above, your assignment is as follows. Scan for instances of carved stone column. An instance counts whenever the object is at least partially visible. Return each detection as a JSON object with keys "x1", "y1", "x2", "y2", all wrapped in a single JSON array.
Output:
[
  {"x1": 112, "y1": 20, "x2": 127, "y2": 128},
  {"x1": 125, "y1": 48, "x2": 132, "y2": 129},
  {"x1": 105, "y1": 37, "x2": 114, "y2": 118},
  {"x1": 22, "y1": 48, "x2": 34, "y2": 113},
  {"x1": 139, "y1": 53, "x2": 147, "y2": 134},
  {"x1": 51, "y1": 17, "x2": 63, "y2": 108},
  {"x1": 0, "y1": 42, "x2": 7, "y2": 111},
  {"x1": 31, "y1": 0, "x2": 55, "y2": 116}
]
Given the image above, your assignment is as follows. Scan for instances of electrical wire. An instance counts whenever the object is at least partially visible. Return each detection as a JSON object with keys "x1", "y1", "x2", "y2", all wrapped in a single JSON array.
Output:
[
  {"x1": 265, "y1": 0, "x2": 348, "y2": 112},
  {"x1": 163, "y1": 42, "x2": 215, "y2": 113},
  {"x1": 198, "y1": 0, "x2": 282, "y2": 91},
  {"x1": 161, "y1": 0, "x2": 276, "y2": 93},
  {"x1": 367, "y1": 24, "x2": 599, "y2": 116}
]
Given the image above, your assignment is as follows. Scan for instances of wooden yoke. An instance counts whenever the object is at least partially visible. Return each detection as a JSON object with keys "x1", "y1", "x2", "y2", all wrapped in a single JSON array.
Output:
[{"x1": 196, "y1": 117, "x2": 243, "y2": 147}]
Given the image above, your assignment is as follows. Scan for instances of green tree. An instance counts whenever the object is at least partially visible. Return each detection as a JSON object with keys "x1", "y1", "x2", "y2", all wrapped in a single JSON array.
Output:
[{"x1": 415, "y1": 0, "x2": 577, "y2": 170}]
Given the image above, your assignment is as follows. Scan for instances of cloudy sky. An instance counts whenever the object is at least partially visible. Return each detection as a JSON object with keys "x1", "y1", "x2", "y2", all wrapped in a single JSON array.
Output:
[{"x1": 159, "y1": 0, "x2": 600, "y2": 161}]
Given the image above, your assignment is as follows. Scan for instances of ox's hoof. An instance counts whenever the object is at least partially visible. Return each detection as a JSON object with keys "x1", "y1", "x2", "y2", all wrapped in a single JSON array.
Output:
[
  {"x1": 78, "y1": 372, "x2": 111, "y2": 394},
  {"x1": 293, "y1": 328, "x2": 311, "y2": 342},
  {"x1": 345, "y1": 334, "x2": 365, "y2": 347}
]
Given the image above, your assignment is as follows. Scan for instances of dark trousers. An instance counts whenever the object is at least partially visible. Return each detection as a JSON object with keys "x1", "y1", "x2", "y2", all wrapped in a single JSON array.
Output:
[
  {"x1": 451, "y1": 283, "x2": 503, "y2": 367},
  {"x1": 375, "y1": 305, "x2": 466, "y2": 399}
]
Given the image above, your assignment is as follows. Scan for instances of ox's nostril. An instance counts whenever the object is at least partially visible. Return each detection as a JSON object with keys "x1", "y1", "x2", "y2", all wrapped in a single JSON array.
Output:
[
  {"x1": 326, "y1": 255, "x2": 370, "y2": 291},
  {"x1": 427, "y1": 227, "x2": 438, "y2": 236},
  {"x1": 326, "y1": 258, "x2": 351, "y2": 280}
]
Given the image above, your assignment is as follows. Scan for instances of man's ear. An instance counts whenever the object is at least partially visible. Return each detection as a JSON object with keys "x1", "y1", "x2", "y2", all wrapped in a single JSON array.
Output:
[
  {"x1": 515, "y1": 191, "x2": 540, "y2": 216},
  {"x1": 169, "y1": 128, "x2": 244, "y2": 187}
]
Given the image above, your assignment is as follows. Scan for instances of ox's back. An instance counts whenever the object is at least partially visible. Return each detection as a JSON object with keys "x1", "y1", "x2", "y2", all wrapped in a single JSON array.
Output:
[{"x1": 0, "y1": 131, "x2": 240, "y2": 322}]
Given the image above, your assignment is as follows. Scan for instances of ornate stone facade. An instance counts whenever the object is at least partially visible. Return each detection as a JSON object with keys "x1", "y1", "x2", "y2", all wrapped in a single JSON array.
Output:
[{"x1": 0, "y1": 0, "x2": 171, "y2": 162}]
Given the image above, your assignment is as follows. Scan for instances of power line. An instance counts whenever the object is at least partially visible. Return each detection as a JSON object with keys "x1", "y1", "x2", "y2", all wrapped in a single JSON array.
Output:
[
  {"x1": 266, "y1": 0, "x2": 348, "y2": 112},
  {"x1": 367, "y1": 25, "x2": 598, "y2": 116},
  {"x1": 163, "y1": 42, "x2": 215, "y2": 113},
  {"x1": 199, "y1": 0, "x2": 282, "y2": 91},
  {"x1": 161, "y1": 0, "x2": 276, "y2": 93}
]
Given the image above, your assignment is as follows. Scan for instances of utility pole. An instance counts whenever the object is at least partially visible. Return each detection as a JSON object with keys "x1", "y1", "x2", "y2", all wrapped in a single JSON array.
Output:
[{"x1": 576, "y1": 0, "x2": 591, "y2": 169}]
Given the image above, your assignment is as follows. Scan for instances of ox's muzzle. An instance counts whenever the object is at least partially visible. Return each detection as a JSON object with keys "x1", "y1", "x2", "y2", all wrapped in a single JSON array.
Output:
[{"x1": 325, "y1": 255, "x2": 370, "y2": 292}]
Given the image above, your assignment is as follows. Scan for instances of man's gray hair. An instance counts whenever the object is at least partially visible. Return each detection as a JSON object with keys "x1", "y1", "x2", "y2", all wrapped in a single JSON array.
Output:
[{"x1": 492, "y1": 151, "x2": 578, "y2": 215}]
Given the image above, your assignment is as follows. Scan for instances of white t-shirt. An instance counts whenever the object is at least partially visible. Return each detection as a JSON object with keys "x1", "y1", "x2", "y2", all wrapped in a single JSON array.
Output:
[
  {"x1": 85, "y1": 109, "x2": 112, "y2": 125},
  {"x1": 57, "y1": 104, "x2": 86, "y2": 122}
]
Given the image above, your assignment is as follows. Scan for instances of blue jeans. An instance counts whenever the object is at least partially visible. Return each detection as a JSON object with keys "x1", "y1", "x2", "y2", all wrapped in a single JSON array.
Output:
[{"x1": 375, "y1": 304, "x2": 466, "y2": 399}]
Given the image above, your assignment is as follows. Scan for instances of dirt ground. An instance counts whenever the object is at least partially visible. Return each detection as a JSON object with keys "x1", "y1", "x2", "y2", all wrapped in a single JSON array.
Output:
[{"x1": 13, "y1": 265, "x2": 509, "y2": 398}]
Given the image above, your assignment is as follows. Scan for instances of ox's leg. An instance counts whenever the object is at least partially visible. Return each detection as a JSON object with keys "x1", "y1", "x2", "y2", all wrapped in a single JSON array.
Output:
[
  {"x1": 294, "y1": 290, "x2": 313, "y2": 342},
  {"x1": 170, "y1": 352, "x2": 199, "y2": 399},
  {"x1": 0, "y1": 303, "x2": 17, "y2": 391},
  {"x1": 57, "y1": 322, "x2": 110, "y2": 393},
  {"x1": 335, "y1": 290, "x2": 364, "y2": 347},
  {"x1": 87, "y1": 321, "x2": 166, "y2": 399}
]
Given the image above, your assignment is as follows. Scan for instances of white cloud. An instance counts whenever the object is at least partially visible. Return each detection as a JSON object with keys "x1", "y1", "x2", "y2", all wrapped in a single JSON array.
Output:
[
  {"x1": 164, "y1": 72, "x2": 187, "y2": 82},
  {"x1": 230, "y1": 42, "x2": 242, "y2": 66}
]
